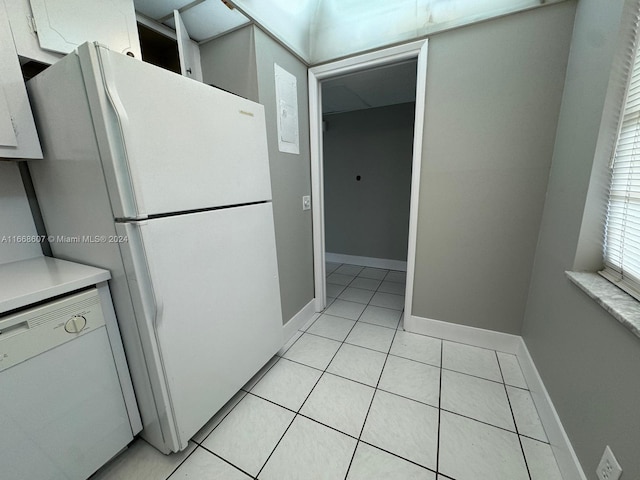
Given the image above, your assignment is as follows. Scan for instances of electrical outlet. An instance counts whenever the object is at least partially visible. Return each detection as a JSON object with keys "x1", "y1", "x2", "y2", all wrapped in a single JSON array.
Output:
[
  {"x1": 596, "y1": 446, "x2": 622, "y2": 480},
  {"x1": 302, "y1": 195, "x2": 311, "y2": 211}
]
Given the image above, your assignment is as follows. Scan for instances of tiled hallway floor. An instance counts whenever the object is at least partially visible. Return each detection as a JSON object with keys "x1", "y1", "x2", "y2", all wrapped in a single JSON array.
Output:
[{"x1": 92, "y1": 263, "x2": 564, "y2": 480}]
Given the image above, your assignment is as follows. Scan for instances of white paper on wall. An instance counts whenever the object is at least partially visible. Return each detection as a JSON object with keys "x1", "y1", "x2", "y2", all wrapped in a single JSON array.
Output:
[{"x1": 274, "y1": 63, "x2": 299, "y2": 154}]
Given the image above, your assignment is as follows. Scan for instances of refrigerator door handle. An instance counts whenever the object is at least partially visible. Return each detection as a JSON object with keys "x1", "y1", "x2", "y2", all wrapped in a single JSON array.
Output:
[
  {"x1": 115, "y1": 222, "x2": 183, "y2": 450},
  {"x1": 95, "y1": 44, "x2": 147, "y2": 219}
]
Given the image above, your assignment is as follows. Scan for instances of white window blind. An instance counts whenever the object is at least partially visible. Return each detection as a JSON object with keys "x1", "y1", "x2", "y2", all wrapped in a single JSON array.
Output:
[{"x1": 603, "y1": 9, "x2": 640, "y2": 297}]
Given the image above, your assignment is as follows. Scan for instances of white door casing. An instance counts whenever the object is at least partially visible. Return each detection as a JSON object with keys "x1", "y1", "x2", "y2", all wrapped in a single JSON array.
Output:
[{"x1": 308, "y1": 40, "x2": 428, "y2": 321}]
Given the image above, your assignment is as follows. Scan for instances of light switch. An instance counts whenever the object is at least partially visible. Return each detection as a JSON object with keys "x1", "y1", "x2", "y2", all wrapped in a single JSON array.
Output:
[{"x1": 302, "y1": 195, "x2": 311, "y2": 211}]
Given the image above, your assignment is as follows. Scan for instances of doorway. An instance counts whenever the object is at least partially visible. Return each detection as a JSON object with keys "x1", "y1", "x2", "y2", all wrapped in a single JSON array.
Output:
[
  {"x1": 322, "y1": 61, "x2": 416, "y2": 272},
  {"x1": 308, "y1": 40, "x2": 428, "y2": 320}
]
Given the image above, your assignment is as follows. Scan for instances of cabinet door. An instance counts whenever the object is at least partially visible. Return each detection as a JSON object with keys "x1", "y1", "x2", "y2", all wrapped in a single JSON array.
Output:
[
  {"x1": 174, "y1": 9, "x2": 202, "y2": 82},
  {"x1": 0, "y1": 3, "x2": 42, "y2": 159},
  {"x1": 28, "y1": 0, "x2": 141, "y2": 58}
]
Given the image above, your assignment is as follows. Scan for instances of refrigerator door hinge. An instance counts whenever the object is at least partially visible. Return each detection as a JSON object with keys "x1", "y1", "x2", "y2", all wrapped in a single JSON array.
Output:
[{"x1": 27, "y1": 15, "x2": 38, "y2": 34}]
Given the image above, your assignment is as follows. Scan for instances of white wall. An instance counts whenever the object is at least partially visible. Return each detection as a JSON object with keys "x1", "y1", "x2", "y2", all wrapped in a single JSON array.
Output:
[
  {"x1": 411, "y1": 1, "x2": 576, "y2": 334},
  {"x1": 522, "y1": 0, "x2": 640, "y2": 475},
  {"x1": 323, "y1": 103, "x2": 414, "y2": 262},
  {"x1": 0, "y1": 162, "x2": 41, "y2": 264}
]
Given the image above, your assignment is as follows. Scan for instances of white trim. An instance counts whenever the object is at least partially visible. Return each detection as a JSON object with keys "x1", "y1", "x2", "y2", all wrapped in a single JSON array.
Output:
[
  {"x1": 308, "y1": 71, "x2": 326, "y2": 313},
  {"x1": 325, "y1": 253, "x2": 407, "y2": 271},
  {"x1": 309, "y1": 39, "x2": 428, "y2": 315},
  {"x1": 403, "y1": 314, "x2": 586, "y2": 480},
  {"x1": 517, "y1": 340, "x2": 587, "y2": 480},
  {"x1": 404, "y1": 315, "x2": 521, "y2": 353},
  {"x1": 282, "y1": 298, "x2": 319, "y2": 343},
  {"x1": 404, "y1": 41, "x2": 428, "y2": 319}
]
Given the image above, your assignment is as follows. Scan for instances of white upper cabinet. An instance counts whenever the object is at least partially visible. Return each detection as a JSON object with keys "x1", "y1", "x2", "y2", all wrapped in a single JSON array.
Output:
[
  {"x1": 0, "y1": 2, "x2": 42, "y2": 159},
  {"x1": 174, "y1": 10, "x2": 202, "y2": 82},
  {"x1": 3, "y1": 0, "x2": 141, "y2": 64}
]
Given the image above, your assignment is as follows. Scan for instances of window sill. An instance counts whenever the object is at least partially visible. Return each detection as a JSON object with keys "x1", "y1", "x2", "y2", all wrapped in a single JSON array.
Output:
[{"x1": 566, "y1": 271, "x2": 640, "y2": 340}]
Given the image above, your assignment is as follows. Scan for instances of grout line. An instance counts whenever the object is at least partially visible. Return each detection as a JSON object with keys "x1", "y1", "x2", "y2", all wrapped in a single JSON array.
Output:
[
  {"x1": 162, "y1": 441, "x2": 200, "y2": 480},
  {"x1": 256, "y1": 287, "x2": 366, "y2": 479},
  {"x1": 192, "y1": 391, "x2": 249, "y2": 445},
  {"x1": 188, "y1": 264, "x2": 541, "y2": 480},
  {"x1": 195, "y1": 445, "x2": 258, "y2": 479},
  {"x1": 439, "y1": 407, "x2": 519, "y2": 436},
  {"x1": 436, "y1": 338, "x2": 443, "y2": 475},
  {"x1": 497, "y1": 350, "x2": 533, "y2": 480},
  {"x1": 344, "y1": 309, "x2": 402, "y2": 479},
  {"x1": 356, "y1": 439, "x2": 439, "y2": 476},
  {"x1": 253, "y1": 411, "x2": 297, "y2": 478}
]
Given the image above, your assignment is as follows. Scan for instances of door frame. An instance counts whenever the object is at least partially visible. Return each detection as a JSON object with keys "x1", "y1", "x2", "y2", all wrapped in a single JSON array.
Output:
[{"x1": 308, "y1": 39, "x2": 429, "y2": 317}]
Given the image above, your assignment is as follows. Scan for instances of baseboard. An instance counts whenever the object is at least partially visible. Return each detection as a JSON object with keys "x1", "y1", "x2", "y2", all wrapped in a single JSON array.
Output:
[
  {"x1": 325, "y1": 252, "x2": 407, "y2": 271},
  {"x1": 405, "y1": 314, "x2": 586, "y2": 480},
  {"x1": 282, "y1": 298, "x2": 319, "y2": 344},
  {"x1": 516, "y1": 340, "x2": 587, "y2": 480},
  {"x1": 404, "y1": 314, "x2": 521, "y2": 353}
]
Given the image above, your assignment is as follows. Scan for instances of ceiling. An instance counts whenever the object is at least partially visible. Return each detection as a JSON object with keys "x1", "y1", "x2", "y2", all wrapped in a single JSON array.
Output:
[
  {"x1": 134, "y1": 0, "x2": 418, "y2": 114},
  {"x1": 322, "y1": 60, "x2": 418, "y2": 115},
  {"x1": 134, "y1": 0, "x2": 250, "y2": 43}
]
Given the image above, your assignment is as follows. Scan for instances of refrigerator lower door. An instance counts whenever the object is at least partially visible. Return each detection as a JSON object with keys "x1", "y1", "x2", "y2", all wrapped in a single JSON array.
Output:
[{"x1": 117, "y1": 203, "x2": 283, "y2": 452}]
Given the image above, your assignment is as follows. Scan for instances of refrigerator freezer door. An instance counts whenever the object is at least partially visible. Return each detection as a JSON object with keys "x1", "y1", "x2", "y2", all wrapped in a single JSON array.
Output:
[
  {"x1": 79, "y1": 42, "x2": 272, "y2": 219},
  {"x1": 117, "y1": 203, "x2": 283, "y2": 451}
]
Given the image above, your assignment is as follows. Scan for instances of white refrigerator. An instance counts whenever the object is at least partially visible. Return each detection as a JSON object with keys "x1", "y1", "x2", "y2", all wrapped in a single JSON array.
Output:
[{"x1": 27, "y1": 42, "x2": 284, "y2": 453}]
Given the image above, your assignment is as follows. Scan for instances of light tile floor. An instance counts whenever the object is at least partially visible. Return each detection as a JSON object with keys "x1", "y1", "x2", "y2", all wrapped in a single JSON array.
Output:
[{"x1": 91, "y1": 263, "x2": 564, "y2": 480}]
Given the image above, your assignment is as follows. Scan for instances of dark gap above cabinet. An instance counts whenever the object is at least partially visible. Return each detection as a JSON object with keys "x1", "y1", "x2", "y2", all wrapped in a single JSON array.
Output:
[{"x1": 137, "y1": 23, "x2": 180, "y2": 74}]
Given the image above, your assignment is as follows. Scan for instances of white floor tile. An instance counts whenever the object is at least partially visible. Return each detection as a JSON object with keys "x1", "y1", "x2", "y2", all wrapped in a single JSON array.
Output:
[
  {"x1": 442, "y1": 341, "x2": 502, "y2": 382},
  {"x1": 327, "y1": 343, "x2": 387, "y2": 387},
  {"x1": 202, "y1": 394, "x2": 294, "y2": 476},
  {"x1": 242, "y1": 356, "x2": 280, "y2": 391},
  {"x1": 384, "y1": 271, "x2": 406, "y2": 283},
  {"x1": 277, "y1": 331, "x2": 302, "y2": 355},
  {"x1": 346, "y1": 322, "x2": 396, "y2": 353},
  {"x1": 350, "y1": 277, "x2": 382, "y2": 291},
  {"x1": 327, "y1": 272, "x2": 356, "y2": 286},
  {"x1": 283, "y1": 333, "x2": 342, "y2": 370},
  {"x1": 369, "y1": 291, "x2": 405, "y2": 310},
  {"x1": 359, "y1": 305, "x2": 402, "y2": 329},
  {"x1": 440, "y1": 369, "x2": 515, "y2": 431},
  {"x1": 307, "y1": 313, "x2": 356, "y2": 341},
  {"x1": 169, "y1": 447, "x2": 251, "y2": 479},
  {"x1": 324, "y1": 299, "x2": 367, "y2": 320},
  {"x1": 361, "y1": 390, "x2": 438, "y2": 470},
  {"x1": 507, "y1": 386, "x2": 548, "y2": 442},
  {"x1": 378, "y1": 355, "x2": 440, "y2": 407},
  {"x1": 326, "y1": 283, "x2": 347, "y2": 298},
  {"x1": 521, "y1": 437, "x2": 563, "y2": 480},
  {"x1": 336, "y1": 264, "x2": 364, "y2": 276},
  {"x1": 497, "y1": 352, "x2": 528, "y2": 389},
  {"x1": 300, "y1": 373, "x2": 375, "y2": 437},
  {"x1": 193, "y1": 390, "x2": 247, "y2": 443},
  {"x1": 377, "y1": 280, "x2": 406, "y2": 295},
  {"x1": 91, "y1": 439, "x2": 196, "y2": 480},
  {"x1": 326, "y1": 262, "x2": 341, "y2": 275},
  {"x1": 338, "y1": 286, "x2": 376, "y2": 304},
  {"x1": 299, "y1": 314, "x2": 319, "y2": 332},
  {"x1": 347, "y1": 442, "x2": 436, "y2": 480},
  {"x1": 439, "y1": 411, "x2": 529, "y2": 480},
  {"x1": 358, "y1": 267, "x2": 388, "y2": 280},
  {"x1": 390, "y1": 331, "x2": 441, "y2": 367},
  {"x1": 251, "y1": 358, "x2": 322, "y2": 411},
  {"x1": 258, "y1": 416, "x2": 356, "y2": 480}
]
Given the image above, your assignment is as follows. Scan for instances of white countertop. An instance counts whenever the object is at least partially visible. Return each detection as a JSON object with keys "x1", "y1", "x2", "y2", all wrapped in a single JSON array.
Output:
[{"x1": 0, "y1": 257, "x2": 110, "y2": 314}]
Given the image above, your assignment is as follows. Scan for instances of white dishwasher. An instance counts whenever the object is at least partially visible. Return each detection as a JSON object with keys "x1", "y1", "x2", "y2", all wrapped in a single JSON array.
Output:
[{"x1": 0, "y1": 258, "x2": 141, "y2": 480}]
